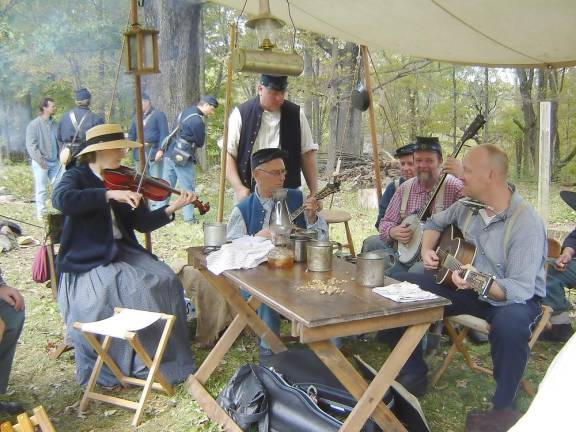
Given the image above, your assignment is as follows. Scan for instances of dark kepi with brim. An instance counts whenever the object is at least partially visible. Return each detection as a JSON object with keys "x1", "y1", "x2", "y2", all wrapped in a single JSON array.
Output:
[
  {"x1": 251, "y1": 148, "x2": 288, "y2": 169},
  {"x1": 560, "y1": 190, "x2": 576, "y2": 212}
]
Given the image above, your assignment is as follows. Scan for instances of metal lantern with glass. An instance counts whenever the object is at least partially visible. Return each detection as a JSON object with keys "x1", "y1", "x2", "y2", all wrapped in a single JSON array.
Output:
[{"x1": 267, "y1": 188, "x2": 295, "y2": 268}]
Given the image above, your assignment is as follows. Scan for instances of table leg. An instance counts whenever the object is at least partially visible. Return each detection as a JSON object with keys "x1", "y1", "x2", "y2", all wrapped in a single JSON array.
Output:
[
  {"x1": 341, "y1": 323, "x2": 430, "y2": 432},
  {"x1": 309, "y1": 340, "x2": 406, "y2": 432}
]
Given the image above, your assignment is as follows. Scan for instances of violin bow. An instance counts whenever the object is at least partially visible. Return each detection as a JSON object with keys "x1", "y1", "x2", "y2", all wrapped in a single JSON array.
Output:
[{"x1": 135, "y1": 145, "x2": 157, "y2": 195}]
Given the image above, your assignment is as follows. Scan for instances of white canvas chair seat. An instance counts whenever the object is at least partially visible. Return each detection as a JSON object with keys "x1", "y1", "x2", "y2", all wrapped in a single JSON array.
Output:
[{"x1": 73, "y1": 307, "x2": 176, "y2": 427}]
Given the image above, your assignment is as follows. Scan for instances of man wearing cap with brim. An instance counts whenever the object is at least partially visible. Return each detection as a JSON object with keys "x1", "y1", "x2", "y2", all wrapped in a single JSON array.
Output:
[
  {"x1": 52, "y1": 123, "x2": 197, "y2": 388},
  {"x1": 128, "y1": 92, "x2": 169, "y2": 180},
  {"x1": 378, "y1": 136, "x2": 463, "y2": 273},
  {"x1": 540, "y1": 190, "x2": 576, "y2": 342},
  {"x1": 57, "y1": 87, "x2": 104, "y2": 165},
  {"x1": 226, "y1": 148, "x2": 327, "y2": 357},
  {"x1": 158, "y1": 96, "x2": 218, "y2": 223},
  {"x1": 223, "y1": 74, "x2": 318, "y2": 202},
  {"x1": 362, "y1": 143, "x2": 416, "y2": 253}
]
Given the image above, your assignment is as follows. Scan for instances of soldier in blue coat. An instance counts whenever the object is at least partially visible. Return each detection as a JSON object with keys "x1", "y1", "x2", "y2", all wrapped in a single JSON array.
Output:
[
  {"x1": 57, "y1": 88, "x2": 104, "y2": 166},
  {"x1": 128, "y1": 92, "x2": 168, "y2": 179},
  {"x1": 157, "y1": 96, "x2": 218, "y2": 223}
]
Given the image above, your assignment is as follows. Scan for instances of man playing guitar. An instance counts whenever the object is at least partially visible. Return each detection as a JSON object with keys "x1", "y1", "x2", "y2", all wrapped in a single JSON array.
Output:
[{"x1": 389, "y1": 144, "x2": 547, "y2": 432}]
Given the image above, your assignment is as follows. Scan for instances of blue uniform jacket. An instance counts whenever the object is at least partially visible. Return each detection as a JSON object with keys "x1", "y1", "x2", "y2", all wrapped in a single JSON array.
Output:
[
  {"x1": 128, "y1": 107, "x2": 169, "y2": 162},
  {"x1": 166, "y1": 105, "x2": 205, "y2": 157},
  {"x1": 57, "y1": 107, "x2": 104, "y2": 144}
]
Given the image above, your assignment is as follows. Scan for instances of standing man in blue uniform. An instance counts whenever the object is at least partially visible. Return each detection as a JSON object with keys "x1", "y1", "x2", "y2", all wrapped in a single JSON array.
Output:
[
  {"x1": 158, "y1": 96, "x2": 218, "y2": 223},
  {"x1": 128, "y1": 92, "x2": 168, "y2": 179},
  {"x1": 57, "y1": 88, "x2": 104, "y2": 166}
]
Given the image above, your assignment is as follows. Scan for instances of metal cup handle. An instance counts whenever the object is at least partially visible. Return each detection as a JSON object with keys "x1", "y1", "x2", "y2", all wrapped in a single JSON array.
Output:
[{"x1": 331, "y1": 241, "x2": 342, "y2": 254}]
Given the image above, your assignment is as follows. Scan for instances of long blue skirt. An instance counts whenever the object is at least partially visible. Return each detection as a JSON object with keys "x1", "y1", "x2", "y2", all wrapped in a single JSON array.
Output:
[{"x1": 58, "y1": 242, "x2": 195, "y2": 386}]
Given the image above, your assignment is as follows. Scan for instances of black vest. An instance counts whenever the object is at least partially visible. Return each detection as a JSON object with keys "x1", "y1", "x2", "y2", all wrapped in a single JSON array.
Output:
[{"x1": 237, "y1": 97, "x2": 301, "y2": 189}]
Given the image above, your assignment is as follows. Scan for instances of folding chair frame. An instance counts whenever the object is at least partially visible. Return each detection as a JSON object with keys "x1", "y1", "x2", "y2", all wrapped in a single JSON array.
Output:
[
  {"x1": 0, "y1": 406, "x2": 56, "y2": 432},
  {"x1": 431, "y1": 305, "x2": 553, "y2": 397},
  {"x1": 73, "y1": 308, "x2": 176, "y2": 427}
]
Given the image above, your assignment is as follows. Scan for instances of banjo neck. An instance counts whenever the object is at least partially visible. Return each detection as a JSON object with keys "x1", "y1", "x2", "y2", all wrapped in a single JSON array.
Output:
[{"x1": 416, "y1": 114, "x2": 486, "y2": 221}]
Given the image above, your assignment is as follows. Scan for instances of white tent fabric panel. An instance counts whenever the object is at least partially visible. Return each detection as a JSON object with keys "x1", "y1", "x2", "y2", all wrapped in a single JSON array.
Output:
[{"x1": 212, "y1": 0, "x2": 576, "y2": 67}]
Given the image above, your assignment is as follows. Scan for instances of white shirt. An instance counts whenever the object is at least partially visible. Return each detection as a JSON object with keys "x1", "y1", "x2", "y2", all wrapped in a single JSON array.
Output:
[{"x1": 222, "y1": 105, "x2": 318, "y2": 158}]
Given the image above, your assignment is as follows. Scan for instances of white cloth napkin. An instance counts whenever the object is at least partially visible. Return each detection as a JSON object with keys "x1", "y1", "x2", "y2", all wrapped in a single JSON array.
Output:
[
  {"x1": 372, "y1": 281, "x2": 440, "y2": 303},
  {"x1": 206, "y1": 236, "x2": 275, "y2": 275}
]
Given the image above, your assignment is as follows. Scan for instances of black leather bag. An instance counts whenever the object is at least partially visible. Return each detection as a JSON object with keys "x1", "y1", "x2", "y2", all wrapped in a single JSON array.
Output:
[
  {"x1": 216, "y1": 364, "x2": 269, "y2": 432},
  {"x1": 170, "y1": 138, "x2": 196, "y2": 166}
]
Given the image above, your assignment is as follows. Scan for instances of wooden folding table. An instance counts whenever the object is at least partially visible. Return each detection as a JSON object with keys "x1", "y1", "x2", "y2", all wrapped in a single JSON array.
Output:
[{"x1": 186, "y1": 247, "x2": 449, "y2": 432}]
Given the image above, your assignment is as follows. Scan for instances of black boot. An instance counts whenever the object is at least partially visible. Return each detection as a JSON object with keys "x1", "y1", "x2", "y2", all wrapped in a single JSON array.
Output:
[{"x1": 0, "y1": 401, "x2": 24, "y2": 415}]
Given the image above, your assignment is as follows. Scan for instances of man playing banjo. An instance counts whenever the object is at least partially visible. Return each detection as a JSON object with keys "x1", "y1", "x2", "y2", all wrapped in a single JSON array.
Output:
[{"x1": 378, "y1": 136, "x2": 463, "y2": 273}]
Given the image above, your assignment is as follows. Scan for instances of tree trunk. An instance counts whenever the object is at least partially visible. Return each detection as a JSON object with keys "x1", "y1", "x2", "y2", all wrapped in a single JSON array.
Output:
[
  {"x1": 143, "y1": 0, "x2": 203, "y2": 126},
  {"x1": 516, "y1": 68, "x2": 537, "y2": 176},
  {"x1": 407, "y1": 87, "x2": 418, "y2": 141}
]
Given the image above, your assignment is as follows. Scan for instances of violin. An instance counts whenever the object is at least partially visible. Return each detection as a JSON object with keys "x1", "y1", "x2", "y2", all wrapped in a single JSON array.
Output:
[{"x1": 102, "y1": 165, "x2": 210, "y2": 215}]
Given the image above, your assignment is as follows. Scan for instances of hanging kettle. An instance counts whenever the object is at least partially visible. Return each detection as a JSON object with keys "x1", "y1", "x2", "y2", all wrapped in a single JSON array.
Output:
[{"x1": 351, "y1": 82, "x2": 370, "y2": 111}]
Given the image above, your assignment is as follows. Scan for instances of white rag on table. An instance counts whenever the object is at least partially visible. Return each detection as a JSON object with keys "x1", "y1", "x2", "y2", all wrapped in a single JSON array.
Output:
[
  {"x1": 372, "y1": 281, "x2": 441, "y2": 303},
  {"x1": 206, "y1": 236, "x2": 274, "y2": 275}
]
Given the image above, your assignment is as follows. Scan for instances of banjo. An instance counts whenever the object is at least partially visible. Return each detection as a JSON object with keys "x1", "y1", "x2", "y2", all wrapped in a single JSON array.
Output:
[{"x1": 397, "y1": 114, "x2": 486, "y2": 265}]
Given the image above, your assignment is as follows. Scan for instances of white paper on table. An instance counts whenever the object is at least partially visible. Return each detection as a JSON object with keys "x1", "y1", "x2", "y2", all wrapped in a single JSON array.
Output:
[
  {"x1": 206, "y1": 236, "x2": 274, "y2": 275},
  {"x1": 372, "y1": 281, "x2": 441, "y2": 303}
]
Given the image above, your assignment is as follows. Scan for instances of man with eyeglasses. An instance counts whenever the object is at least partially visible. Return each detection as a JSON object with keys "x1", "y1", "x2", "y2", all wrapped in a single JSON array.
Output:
[
  {"x1": 226, "y1": 148, "x2": 327, "y2": 358},
  {"x1": 223, "y1": 74, "x2": 318, "y2": 202}
]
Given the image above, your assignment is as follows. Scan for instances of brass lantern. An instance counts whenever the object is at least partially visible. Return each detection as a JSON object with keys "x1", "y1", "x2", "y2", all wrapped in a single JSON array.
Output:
[
  {"x1": 124, "y1": 25, "x2": 160, "y2": 75},
  {"x1": 233, "y1": 0, "x2": 304, "y2": 77}
]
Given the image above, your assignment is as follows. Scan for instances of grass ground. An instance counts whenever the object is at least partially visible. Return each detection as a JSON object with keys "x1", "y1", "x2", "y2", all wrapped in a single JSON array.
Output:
[{"x1": 0, "y1": 161, "x2": 574, "y2": 431}]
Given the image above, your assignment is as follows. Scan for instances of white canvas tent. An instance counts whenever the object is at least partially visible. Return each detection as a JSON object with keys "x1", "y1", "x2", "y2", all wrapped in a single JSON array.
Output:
[{"x1": 212, "y1": 0, "x2": 576, "y2": 68}]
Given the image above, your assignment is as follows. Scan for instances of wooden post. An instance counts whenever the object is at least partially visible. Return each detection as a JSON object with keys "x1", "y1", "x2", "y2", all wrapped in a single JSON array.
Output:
[
  {"x1": 538, "y1": 101, "x2": 552, "y2": 226},
  {"x1": 360, "y1": 45, "x2": 383, "y2": 201},
  {"x1": 217, "y1": 24, "x2": 237, "y2": 223},
  {"x1": 129, "y1": 0, "x2": 151, "y2": 251}
]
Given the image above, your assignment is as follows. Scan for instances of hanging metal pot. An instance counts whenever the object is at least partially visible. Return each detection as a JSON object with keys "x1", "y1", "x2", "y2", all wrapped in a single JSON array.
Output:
[{"x1": 351, "y1": 82, "x2": 370, "y2": 111}]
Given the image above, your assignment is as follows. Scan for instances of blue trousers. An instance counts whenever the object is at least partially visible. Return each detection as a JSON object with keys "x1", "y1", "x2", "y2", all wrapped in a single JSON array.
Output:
[
  {"x1": 0, "y1": 301, "x2": 25, "y2": 393},
  {"x1": 543, "y1": 260, "x2": 576, "y2": 314},
  {"x1": 384, "y1": 272, "x2": 541, "y2": 409},
  {"x1": 161, "y1": 158, "x2": 197, "y2": 222}
]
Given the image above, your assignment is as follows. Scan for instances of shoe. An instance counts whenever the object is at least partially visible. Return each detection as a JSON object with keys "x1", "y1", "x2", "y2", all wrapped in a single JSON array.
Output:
[
  {"x1": 465, "y1": 408, "x2": 522, "y2": 432},
  {"x1": 0, "y1": 401, "x2": 24, "y2": 415},
  {"x1": 468, "y1": 329, "x2": 489, "y2": 345},
  {"x1": 540, "y1": 323, "x2": 573, "y2": 342},
  {"x1": 395, "y1": 372, "x2": 428, "y2": 397}
]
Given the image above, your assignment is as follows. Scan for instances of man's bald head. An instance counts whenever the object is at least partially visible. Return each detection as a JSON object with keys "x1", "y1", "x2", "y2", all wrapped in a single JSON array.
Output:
[
  {"x1": 461, "y1": 144, "x2": 509, "y2": 201},
  {"x1": 465, "y1": 144, "x2": 508, "y2": 178}
]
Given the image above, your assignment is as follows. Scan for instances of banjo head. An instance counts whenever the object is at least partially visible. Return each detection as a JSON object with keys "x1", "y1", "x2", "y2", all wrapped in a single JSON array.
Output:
[{"x1": 397, "y1": 215, "x2": 423, "y2": 264}]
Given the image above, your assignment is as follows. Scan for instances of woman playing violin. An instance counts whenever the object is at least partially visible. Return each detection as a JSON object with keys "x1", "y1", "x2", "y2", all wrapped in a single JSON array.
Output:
[{"x1": 52, "y1": 123, "x2": 196, "y2": 387}]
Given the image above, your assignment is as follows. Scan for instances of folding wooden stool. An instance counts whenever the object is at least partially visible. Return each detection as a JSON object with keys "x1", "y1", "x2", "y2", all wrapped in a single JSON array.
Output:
[
  {"x1": 73, "y1": 308, "x2": 176, "y2": 427},
  {"x1": 0, "y1": 405, "x2": 56, "y2": 432}
]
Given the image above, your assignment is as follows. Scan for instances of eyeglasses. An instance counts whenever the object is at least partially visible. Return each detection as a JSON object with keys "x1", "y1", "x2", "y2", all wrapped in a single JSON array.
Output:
[{"x1": 256, "y1": 168, "x2": 287, "y2": 177}]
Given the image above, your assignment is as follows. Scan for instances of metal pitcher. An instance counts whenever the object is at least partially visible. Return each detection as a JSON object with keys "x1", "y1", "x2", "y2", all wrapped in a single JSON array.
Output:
[
  {"x1": 355, "y1": 251, "x2": 396, "y2": 287},
  {"x1": 306, "y1": 240, "x2": 342, "y2": 272},
  {"x1": 203, "y1": 222, "x2": 227, "y2": 247}
]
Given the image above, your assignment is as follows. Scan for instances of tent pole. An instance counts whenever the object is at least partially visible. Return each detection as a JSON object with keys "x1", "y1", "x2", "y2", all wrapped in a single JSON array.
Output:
[
  {"x1": 130, "y1": 0, "x2": 151, "y2": 251},
  {"x1": 538, "y1": 101, "x2": 553, "y2": 227},
  {"x1": 361, "y1": 45, "x2": 383, "y2": 201},
  {"x1": 217, "y1": 23, "x2": 237, "y2": 223}
]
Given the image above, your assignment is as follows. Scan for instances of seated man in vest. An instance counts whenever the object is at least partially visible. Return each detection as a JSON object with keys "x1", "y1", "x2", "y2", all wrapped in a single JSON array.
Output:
[
  {"x1": 378, "y1": 136, "x2": 463, "y2": 273},
  {"x1": 223, "y1": 75, "x2": 318, "y2": 202},
  {"x1": 541, "y1": 192, "x2": 576, "y2": 342},
  {"x1": 226, "y1": 148, "x2": 327, "y2": 357},
  {"x1": 389, "y1": 145, "x2": 546, "y2": 431},
  {"x1": 362, "y1": 143, "x2": 416, "y2": 253}
]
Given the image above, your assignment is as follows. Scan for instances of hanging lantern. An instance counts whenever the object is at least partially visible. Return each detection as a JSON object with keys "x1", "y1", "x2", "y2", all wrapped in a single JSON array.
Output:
[
  {"x1": 233, "y1": 0, "x2": 303, "y2": 76},
  {"x1": 124, "y1": 25, "x2": 160, "y2": 75}
]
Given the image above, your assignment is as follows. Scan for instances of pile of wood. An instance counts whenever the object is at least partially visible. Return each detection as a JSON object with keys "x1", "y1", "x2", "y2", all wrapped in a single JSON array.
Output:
[{"x1": 319, "y1": 153, "x2": 401, "y2": 188}]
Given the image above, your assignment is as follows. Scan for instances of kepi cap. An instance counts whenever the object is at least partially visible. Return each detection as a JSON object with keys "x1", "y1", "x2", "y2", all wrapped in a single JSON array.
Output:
[
  {"x1": 75, "y1": 88, "x2": 91, "y2": 101},
  {"x1": 414, "y1": 136, "x2": 442, "y2": 156},
  {"x1": 260, "y1": 74, "x2": 288, "y2": 91},
  {"x1": 201, "y1": 95, "x2": 219, "y2": 108},
  {"x1": 394, "y1": 143, "x2": 416, "y2": 158},
  {"x1": 251, "y1": 148, "x2": 287, "y2": 170}
]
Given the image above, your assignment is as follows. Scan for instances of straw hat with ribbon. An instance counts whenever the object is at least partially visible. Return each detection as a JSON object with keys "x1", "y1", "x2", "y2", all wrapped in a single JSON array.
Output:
[{"x1": 76, "y1": 124, "x2": 141, "y2": 157}]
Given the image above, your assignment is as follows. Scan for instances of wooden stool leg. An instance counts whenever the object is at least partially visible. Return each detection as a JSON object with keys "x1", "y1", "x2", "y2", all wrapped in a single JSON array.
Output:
[{"x1": 344, "y1": 221, "x2": 356, "y2": 257}]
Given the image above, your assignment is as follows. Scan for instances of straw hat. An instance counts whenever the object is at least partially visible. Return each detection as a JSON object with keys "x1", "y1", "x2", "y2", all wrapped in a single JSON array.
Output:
[{"x1": 76, "y1": 124, "x2": 141, "y2": 157}]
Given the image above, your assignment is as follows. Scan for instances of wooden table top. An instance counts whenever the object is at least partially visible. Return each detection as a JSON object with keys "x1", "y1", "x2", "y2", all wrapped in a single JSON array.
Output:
[{"x1": 189, "y1": 247, "x2": 450, "y2": 328}]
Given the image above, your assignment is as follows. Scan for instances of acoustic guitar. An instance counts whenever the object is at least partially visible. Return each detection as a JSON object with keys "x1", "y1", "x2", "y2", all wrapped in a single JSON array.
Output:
[{"x1": 433, "y1": 225, "x2": 495, "y2": 296}]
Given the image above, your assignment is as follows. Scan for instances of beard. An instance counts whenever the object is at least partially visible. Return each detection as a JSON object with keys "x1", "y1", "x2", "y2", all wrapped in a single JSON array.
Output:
[{"x1": 417, "y1": 171, "x2": 432, "y2": 182}]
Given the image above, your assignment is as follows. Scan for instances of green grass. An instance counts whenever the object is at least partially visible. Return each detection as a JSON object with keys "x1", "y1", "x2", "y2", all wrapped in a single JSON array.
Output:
[{"x1": 0, "y1": 162, "x2": 573, "y2": 431}]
